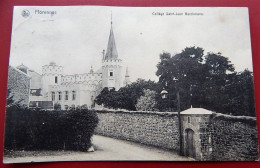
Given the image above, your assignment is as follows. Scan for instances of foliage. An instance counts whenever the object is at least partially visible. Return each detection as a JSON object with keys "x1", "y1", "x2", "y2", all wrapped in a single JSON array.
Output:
[
  {"x1": 54, "y1": 103, "x2": 61, "y2": 110},
  {"x1": 4, "y1": 104, "x2": 98, "y2": 151},
  {"x1": 6, "y1": 89, "x2": 24, "y2": 109},
  {"x1": 156, "y1": 46, "x2": 256, "y2": 116},
  {"x1": 95, "y1": 46, "x2": 255, "y2": 116},
  {"x1": 135, "y1": 89, "x2": 158, "y2": 111},
  {"x1": 95, "y1": 79, "x2": 160, "y2": 111}
]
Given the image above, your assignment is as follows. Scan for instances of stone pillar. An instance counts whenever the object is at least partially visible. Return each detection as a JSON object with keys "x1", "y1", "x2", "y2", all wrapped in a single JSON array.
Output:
[{"x1": 180, "y1": 108, "x2": 213, "y2": 161}]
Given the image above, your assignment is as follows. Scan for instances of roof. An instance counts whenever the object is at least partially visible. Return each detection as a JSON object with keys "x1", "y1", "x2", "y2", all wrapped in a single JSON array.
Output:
[
  {"x1": 104, "y1": 24, "x2": 118, "y2": 60},
  {"x1": 16, "y1": 64, "x2": 29, "y2": 70},
  {"x1": 181, "y1": 108, "x2": 213, "y2": 115},
  {"x1": 9, "y1": 66, "x2": 31, "y2": 78},
  {"x1": 160, "y1": 90, "x2": 168, "y2": 94}
]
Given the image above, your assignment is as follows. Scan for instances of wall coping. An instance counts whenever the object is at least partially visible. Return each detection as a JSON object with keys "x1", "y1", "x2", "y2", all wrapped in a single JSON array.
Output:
[
  {"x1": 213, "y1": 113, "x2": 257, "y2": 126},
  {"x1": 93, "y1": 109, "x2": 179, "y2": 116}
]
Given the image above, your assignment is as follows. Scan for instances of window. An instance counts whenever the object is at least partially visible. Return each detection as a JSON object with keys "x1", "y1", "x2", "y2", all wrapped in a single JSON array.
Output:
[
  {"x1": 51, "y1": 92, "x2": 55, "y2": 101},
  {"x1": 55, "y1": 76, "x2": 58, "y2": 83},
  {"x1": 188, "y1": 116, "x2": 191, "y2": 123},
  {"x1": 58, "y1": 92, "x2": 62, "y2": 100},
  {"x1": 65, "y1": 91, "x2": 68, "y2": 100},
  {"x1": 109, "y1": 72, "x2": 113, "y2": 77},
  {"x1": 72, "y1": 91, "x2": 76, "y2": 100}
]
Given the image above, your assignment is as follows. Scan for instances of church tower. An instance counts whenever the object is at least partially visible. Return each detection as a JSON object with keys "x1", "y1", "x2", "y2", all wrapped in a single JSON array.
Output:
[{"x1": 102, "y1": 18, "x2": 123, "y2": 91}]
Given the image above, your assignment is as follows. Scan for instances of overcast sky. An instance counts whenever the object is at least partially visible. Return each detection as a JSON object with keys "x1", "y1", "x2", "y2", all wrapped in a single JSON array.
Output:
[{"x1": 10, "y1": 6, "x2": 252, "y2": 82}]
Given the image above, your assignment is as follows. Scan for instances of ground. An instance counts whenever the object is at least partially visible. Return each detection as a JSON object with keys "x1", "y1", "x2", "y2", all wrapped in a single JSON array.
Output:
[{"x1": 3, "y1": 135, "x2": 193, "y2": 163}]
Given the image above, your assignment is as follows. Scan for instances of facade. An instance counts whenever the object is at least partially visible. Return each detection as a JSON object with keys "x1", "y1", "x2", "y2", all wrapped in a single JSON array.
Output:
[
  {"x1": 13, "y1": 21, "x2": 130, "y2": 110},
  {"x1": 7, "y1": 66, "x2": 31, "y2": 107}
]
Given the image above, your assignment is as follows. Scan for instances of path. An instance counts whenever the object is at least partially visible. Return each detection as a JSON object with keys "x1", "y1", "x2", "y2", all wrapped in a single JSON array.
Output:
[{"x1": 4, "y1": 135, "x2": 193, "y2": 163}]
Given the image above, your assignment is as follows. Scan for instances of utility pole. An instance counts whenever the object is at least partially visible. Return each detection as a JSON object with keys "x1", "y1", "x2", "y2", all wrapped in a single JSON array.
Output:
[{"x1": 176, "y1": 89, "x2": 183, "y2": 156}]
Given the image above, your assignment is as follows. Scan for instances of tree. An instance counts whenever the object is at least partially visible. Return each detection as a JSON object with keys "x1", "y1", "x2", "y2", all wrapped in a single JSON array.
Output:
[
  {"x1": 156, "y1": 47, "x2": 255, "y2": 116},
  {"x1": 6, "y1": 89, "x2": 24, "y2": 109},
  {"x1": 95, "y1": 79, "x2": 160, "y2": 111},
  {"x1": 223, "y1": 69, "x2": 255, "y2": 116},
  {"x1": 201, "y1": 52, "x2": 235, "y2": 112},
  {"x1": 136, "y1": 89, "x2": 158, "y2": 111},
  {"x1": 156, "y1": 47, "x2": 206, "y2": 111}
]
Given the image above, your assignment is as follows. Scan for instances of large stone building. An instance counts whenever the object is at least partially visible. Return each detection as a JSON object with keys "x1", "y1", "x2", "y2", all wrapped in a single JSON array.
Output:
[{"x1": 11, "y1": 21, "x2": 130, "y2": 110}]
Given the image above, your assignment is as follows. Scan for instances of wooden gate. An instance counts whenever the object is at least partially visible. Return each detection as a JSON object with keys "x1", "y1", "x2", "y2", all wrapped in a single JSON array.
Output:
[{"x1": 186, "y1": 129, "x2": 196, "y2": 158}]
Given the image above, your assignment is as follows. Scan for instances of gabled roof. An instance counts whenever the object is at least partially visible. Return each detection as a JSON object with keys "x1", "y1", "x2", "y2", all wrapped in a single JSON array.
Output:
[
  {"x1": 104, "y1": 24, "x2": 118, "y2": 60},
  {"x1": 16, "y1": 64, "x2": 29, "y2": 70}
]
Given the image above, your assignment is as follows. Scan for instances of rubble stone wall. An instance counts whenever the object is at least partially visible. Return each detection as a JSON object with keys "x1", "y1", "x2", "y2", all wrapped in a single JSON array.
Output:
[
  {"x1": 94, "y1": 109, "x2": 259, "y2": 161},
  {"x1": 95, "y1": 110, "x2": 180, "y2": 151},
  {"x1": 210, "y1": 114, "x2": 259, "y2": 161}
]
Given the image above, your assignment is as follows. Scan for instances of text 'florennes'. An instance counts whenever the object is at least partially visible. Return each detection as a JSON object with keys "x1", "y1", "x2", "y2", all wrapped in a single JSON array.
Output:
[{"x1": 35, "y1": 10, "x2": 57, "y2": 16}]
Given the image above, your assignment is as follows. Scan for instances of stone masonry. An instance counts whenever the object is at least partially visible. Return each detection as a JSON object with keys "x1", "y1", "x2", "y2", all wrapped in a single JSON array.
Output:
[
  {"x1": 95, "y1": 110, "x2": 180, "y2": 151},
  {"x1": 94, "y1": 108, "x2": 259, "y2": 161},
  {"x1": 210, "y1": 113, "x2": 259, "y2": 161},
  {"x1": 7, "y1": 66, "x2": 30, "y2": 106},
  {"x1": 180, "y1": 108, "x2": 213, "y2": 161}
]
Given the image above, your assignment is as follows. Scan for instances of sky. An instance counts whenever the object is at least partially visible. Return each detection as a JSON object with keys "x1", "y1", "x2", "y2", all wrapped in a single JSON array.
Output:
[{"x1": 10, "y1": 6, "x2": 253, "y2": 82}]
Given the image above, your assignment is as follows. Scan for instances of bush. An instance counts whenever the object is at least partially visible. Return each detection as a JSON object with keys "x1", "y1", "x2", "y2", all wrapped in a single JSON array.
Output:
[{"x1": 4, "y1": 105, "x2": 98, "y2": 151}]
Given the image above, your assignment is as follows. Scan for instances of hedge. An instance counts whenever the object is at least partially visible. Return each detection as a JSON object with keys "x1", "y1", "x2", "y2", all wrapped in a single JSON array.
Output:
[{"x1": 4, "y1": 106, "x2": 99, "y2": 151}]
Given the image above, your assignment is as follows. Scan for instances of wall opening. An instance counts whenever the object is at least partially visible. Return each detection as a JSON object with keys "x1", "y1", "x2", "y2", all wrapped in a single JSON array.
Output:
[{"x1": 185, "y1": 128, "x2": 196, "y2": 158}]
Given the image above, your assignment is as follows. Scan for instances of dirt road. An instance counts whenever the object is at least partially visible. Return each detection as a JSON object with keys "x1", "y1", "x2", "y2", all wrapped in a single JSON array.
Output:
[{"x1": 4, "y1": 135, "x2": 193, "y2": 163}]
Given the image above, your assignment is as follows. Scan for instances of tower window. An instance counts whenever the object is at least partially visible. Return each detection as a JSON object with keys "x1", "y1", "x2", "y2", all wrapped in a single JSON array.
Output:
[
  {"x1": 188, "y1": 116, "x2": 191, "y2": 123},
  {"x1": 51, "y1": 92, "x2": 55, "y2": 101},
  {"x1": 55, "y1": 76, "x2": 58, "y2": 83},
  {"x1": 65, "y1": 91, "x2": 68, "y2": 100},
  {"x1": 58, "y1": 92, "x2": 62, "y2": 100},
  {"x1": 110, "y1": 72, "x2": 113, "y2": 77},
  {"x1": 72, "y1": 91, "x2": 76, "y2": 100}
]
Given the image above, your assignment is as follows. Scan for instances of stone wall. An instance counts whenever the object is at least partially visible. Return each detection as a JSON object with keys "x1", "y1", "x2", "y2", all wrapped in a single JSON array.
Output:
[
  {"x1": 7, "y1": 66, "x2": 30, "y2": 106},
  {"x1": 95, "y1": 110, "x2": 180, "y2": 151},
  {"x1": 181, "y1": 114, "x2": 212, "y2": 160},
  {"x1": 94, "y1": 108, "x2": 259, "y2": 161},
  {"x1": 210, "y1": 113, "x2": 259, "y2": 161}
]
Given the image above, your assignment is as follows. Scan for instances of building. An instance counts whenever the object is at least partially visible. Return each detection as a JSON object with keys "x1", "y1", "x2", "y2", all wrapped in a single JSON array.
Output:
[
  {"x1": 7, "y1": 66, "x2": 31, "y2": 107},
  {"x1": 12, "y1": 20, "x2": 130, "y2": 110}
]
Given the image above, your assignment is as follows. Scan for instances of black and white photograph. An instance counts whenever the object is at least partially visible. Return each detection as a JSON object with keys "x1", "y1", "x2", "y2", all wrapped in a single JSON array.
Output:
[{"x1": 3, "y1": 6, "x2": 259, "y2": 162}]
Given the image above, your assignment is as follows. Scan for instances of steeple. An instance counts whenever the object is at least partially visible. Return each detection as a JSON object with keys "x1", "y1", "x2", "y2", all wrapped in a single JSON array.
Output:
[
  {"x1": 104, "y1": 16, "x2": 118, "y2": 60},
  {"x1": 125, "y1": 66, "x2": 129, "y2": 77},
  {"x1": 123, "y1": 66, "x2": 131, "y2": 86}
]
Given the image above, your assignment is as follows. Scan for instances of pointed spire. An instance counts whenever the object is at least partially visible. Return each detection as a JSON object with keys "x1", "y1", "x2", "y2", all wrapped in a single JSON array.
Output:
[
  {"x1": 123, "y1": 66, "x2": 131, "y2": 86},
  {"x1": 90, "y1": 65, "x2": 94, "y2": 73},
  {"x1": 111, "y1": 11, "x2": 113, "y2": 25},
  {"x1": 125, "y1": 66, "x2": 129, "y2": 77},
  {"x1": 104, "y1": 15, "x2": 118, "y2": 60}
]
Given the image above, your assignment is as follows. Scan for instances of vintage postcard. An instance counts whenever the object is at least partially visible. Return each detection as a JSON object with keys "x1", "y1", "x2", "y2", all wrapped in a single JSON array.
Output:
[{"x1": 3, "y1": 6, "x2": 259, "y2": 163}]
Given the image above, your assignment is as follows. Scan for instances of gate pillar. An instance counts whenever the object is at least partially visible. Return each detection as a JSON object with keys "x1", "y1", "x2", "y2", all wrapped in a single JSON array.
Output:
[{"x1": 180, "y1": 108, "x2": 213, "y2": 161}]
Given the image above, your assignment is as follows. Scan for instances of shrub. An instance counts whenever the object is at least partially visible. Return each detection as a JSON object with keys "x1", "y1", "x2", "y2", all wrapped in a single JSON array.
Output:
[{"x1": 4, "y1": 105, "x2": 98, "y2": 152}]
